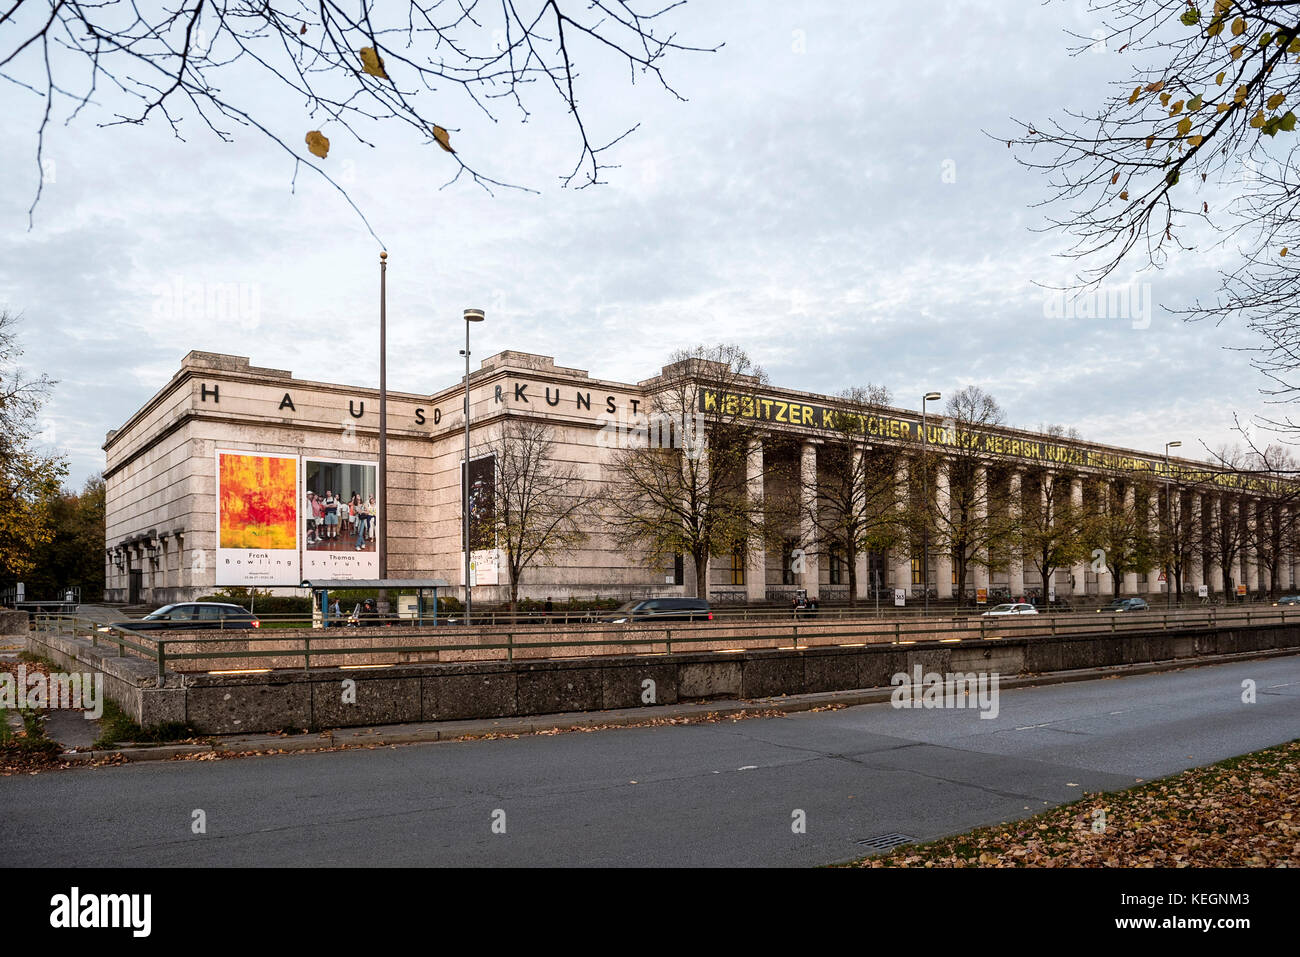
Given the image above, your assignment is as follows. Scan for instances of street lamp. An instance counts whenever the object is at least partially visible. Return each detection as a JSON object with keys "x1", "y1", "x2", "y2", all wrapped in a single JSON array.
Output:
[
  {"x1": 922, "y1": 391, "x2": 941, "y2": 615},
  {"x1": 1165, "y1": 440, "x2": 1181, "y2": 608},
  {"x1": 462, "y1": 308, "x2": 485, "y2": 626},
  {"x1": 378, "y1": 252, "x2": 389, "y2": 618}
]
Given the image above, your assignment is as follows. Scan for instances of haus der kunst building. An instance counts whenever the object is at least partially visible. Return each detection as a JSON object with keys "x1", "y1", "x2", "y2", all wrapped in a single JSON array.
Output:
[{"x1": 102, "y1": 349, "x2": 1294, "y2": 606}]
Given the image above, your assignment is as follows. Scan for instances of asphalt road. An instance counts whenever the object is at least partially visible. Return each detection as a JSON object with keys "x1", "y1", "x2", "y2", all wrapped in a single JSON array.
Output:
[{"x1": 3, "y1": 655, "x2": 1298, "y2": 867}]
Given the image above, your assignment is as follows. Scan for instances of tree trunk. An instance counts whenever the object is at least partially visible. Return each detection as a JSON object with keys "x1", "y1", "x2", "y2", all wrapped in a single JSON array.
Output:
[
  {"x1": 694, "y1": 550, "x2": 708, "y2": 600},
  {"x1": 846, "y1": 540, "x2": 858, "y2": 608},
  {"x1": 1042, "y1": 567, "x2": 1052, "y2": 606}
]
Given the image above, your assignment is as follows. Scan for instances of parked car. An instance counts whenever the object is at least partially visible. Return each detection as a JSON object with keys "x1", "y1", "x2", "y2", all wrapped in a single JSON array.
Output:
[
  {"x1": 981, "y1": 602, "x2": 1039, "y2": 617},
  {"x1": 601, "y1": 598, "x2": 713, "y2": 624},
  {"x1": 1097, "y1": 597, "x2": 1149, "y2": 613},
  {"x1": 112, "y1": 602, "x2": 260, "y2": 630},
  {"x1": 1274, "y1": 595, "x2": 1300, "y2": 606}
]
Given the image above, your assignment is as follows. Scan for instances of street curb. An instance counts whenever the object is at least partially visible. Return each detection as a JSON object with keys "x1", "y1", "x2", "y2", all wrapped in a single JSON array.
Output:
[{"x1": 69, "y1": 644, "x2": 1298, "y2": 764}]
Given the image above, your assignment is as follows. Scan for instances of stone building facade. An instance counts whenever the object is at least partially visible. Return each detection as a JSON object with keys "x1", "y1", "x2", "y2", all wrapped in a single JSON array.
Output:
[{"x1": 103, "y1": 349, "x2": 1296, "y2": 606}]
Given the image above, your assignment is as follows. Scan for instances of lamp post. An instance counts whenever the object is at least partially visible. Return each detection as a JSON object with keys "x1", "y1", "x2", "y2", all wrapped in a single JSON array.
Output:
[
  {"x1": 1165, "y1": 440, "x2": 1181, "y2": 608},
  {"x1": 377, "y1": 253, "x2": 390, "y2": 619},
  {"x1": 462, "y1": 308, "x2": 485, "y2": 626},
  {"x1": 921, "y1": 391, "x2": 941, "y2": 616}
]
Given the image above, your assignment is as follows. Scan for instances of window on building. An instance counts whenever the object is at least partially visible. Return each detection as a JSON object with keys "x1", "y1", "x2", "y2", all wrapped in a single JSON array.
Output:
[
  {"x1": 729, "y1": 545, "x2": 745, "y2": 586},
  {"x1": 911, "y1": 557, "x2": 923, "y2": 586},
  {"x1": 829, "y1": 544, "x2": 844, "y2": 585},
  {"x1": 673, "y1": 553, "x2": 684, "y2": 586}
]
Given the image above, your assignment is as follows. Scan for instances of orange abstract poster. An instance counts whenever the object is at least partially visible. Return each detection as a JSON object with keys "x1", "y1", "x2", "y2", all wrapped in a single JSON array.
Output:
[
  {"x1": 215, "y1": 450, "x2": 300, "y2": 585},
  {"x1": 219, "y1": 453, "x2": 297, "y2": 548}
]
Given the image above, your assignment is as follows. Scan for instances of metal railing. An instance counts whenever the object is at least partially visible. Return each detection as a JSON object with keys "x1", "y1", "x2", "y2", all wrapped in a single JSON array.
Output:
[{"x1": 26, "y1": 604, "x2": 1300, "y2": 685}]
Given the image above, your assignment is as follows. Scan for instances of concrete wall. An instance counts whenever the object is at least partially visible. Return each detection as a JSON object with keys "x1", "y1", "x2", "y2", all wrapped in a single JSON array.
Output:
[{"x1": 23, "y1": 615, "x2": 1300, "y2": 735}]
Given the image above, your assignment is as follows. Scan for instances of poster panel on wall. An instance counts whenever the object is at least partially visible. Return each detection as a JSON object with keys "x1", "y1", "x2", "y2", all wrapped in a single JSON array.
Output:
[
  {"x1": 303, "y1": 457, "x2": 379, "y2": 580},
  {"x1": 463, "y1": 454, "x2": 496, "y2": 551},
  {"x1": 215, "y1": 450, "x2": 301, "y2": 586}
]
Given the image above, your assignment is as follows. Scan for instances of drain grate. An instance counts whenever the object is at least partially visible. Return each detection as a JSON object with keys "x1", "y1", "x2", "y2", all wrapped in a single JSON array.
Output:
[{"x1": 855, "y1": 832, "x2": 915, "y2": 850}]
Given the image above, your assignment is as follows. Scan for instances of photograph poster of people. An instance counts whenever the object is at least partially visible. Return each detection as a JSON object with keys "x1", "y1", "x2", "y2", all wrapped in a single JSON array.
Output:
[{"x1": 303, "y1": 458, "x2": 379, "y2": 578}]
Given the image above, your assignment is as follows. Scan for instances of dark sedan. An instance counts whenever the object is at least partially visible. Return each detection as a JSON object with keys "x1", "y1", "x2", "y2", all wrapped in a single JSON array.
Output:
[{"x1": 111, "y1": 602, "x2": 260, "y2": 630}]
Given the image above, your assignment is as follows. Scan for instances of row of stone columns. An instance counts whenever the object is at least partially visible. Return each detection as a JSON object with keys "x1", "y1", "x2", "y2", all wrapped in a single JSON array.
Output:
[{"x1": 723, "y1": 438, "x2": 1298, "y2": 601}]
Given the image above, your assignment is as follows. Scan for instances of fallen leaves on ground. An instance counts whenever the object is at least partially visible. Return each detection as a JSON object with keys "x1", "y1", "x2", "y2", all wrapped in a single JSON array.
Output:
[{"x1": 857, "y1": 738, "x2": 1300, "y2": 868}]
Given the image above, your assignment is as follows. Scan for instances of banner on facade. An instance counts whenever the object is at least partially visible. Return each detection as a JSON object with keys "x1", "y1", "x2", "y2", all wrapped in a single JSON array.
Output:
[
  {"x1": 893, "y1": 588, "x2": 906, "y2": 607},
  {"x1": 976, "y1": 587, "x2": 988, "y2": 605},
  {"x1": 464, "y1": 454, "x2": 496, "y2": 551},
  {"x1": 215, "y1": 450, "x2": 300, "y2": 586},
  {"x1": 303, "y1": 457, "x2": 379, "y2": 580}
]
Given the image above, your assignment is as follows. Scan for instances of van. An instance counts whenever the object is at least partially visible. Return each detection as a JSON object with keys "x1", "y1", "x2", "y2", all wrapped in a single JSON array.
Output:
[{"x1": 602, "y1": 598, "x2": 713, "y2": 623}]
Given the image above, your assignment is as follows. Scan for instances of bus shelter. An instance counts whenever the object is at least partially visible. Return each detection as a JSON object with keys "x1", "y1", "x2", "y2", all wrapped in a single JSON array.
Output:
[{"x1": 301, "y1": 579, "x2": 450, "y2": 628}]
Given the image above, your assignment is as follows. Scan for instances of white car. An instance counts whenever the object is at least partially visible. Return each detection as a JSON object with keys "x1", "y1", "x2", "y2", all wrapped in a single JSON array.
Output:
[{"x1": 981, "y1": 602, "x2": 1039, "y2": 617}]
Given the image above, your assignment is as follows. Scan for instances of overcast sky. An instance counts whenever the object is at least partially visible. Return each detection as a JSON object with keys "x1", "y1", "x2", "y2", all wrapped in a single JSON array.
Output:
[{"x1": 0, "y1": 0, "x2": 1279, "y2": 487}]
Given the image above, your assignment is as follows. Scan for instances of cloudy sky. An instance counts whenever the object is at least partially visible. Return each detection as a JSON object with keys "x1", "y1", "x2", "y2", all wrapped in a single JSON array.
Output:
[{"x1": 0, "y1": 0, "x2": 1279, "y2": 487}]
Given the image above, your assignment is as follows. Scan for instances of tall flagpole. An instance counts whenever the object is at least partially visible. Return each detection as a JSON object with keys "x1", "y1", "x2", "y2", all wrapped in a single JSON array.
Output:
[{"x1": 378, "y1": 251, "x2": 388, "y2": 616}]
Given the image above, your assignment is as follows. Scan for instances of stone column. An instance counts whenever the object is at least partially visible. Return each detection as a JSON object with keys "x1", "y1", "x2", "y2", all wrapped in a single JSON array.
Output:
[
  {"x1": 972, "y1": 465, "x2": 990, "y2": 595},
  {"x1": 1229, "y1": 496, "x2": 1242, "y2": 596},
  {"x1": 934, "y1": 460, "x2": 954, "y2": 599},
  {"x1": 1207, "y1": 495, "x2": 1224, "y2": 594},
  {"x1": 800, "y1": 440, "x2": 820, "y2": 601},
  {"x1": 1070, "y1": 477, "x2": 1088, "y2": 597},
  {"x1": 893, "y1": 458, "x2": 912, "y2": 594},
  {"x1": 746, "y1": 437, "x2": 767, "y2": 603},
  {"x1": 1189, "y1": 492, "x2": 1204, "y2": 590},
  {"x1": 853, "y1": 446, "x2": 870, "y2": 601},
  {"x1": 1008, "y1": 470, "x2": 1025, "y2": 598},
  {"x1": 1244, "y1": 497, "x2": 1259, "y2": 594},
  {"x1": 1148, "y1": 488, "x2": 1163, "y2": 598},
  {"x1": 1095, "y1": 482, "x2": 1113, "y2": 597},
  {"x1": 1122, "y1": 484, "x2": 1139, "y2": 595}
]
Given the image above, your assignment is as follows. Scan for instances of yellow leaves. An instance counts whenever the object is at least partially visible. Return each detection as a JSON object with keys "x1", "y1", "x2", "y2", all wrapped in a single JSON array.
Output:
[
  {"x1": 1188, "y1": 135, "x2": 1204, "y2": 147},
  {"x1": 1110, "y1": 171, "x2": 1120, "y2": 185},
  {"x1": 1129, "y1": 86, "x2": 1142, "y2": 105},
  {"x1": 304, "y1": 130, "x2": 330, "y2": 159},
  {"x1": 1217, "y1": 102, "x2": 1232, "y2": 112},
  {"x1": 1283, "y1": 247, "x2": 1290, "y2": 257},
  {"x1": 1177, "y1": 116, "x2": 1193, "y2": 136},
  {"x1": 431, "y1": 125, "x2": 455, "y2": 153},
  {"x1": 1235, "y1": 84, "x2": 1249, "y2": 103},
  {"x1": 359, "y1": 46, "x2": 388, "y2": 79},
  {"x1": 1188, "y1": 94, "x2": 1204, "y2": 111},
  {"x1": 1119, "y1": 190, "x2": 1129, "y2": 200},
  {"x1": 1145, "y1": 80, "x2": 1165, "y2": 93},
  {"x1": 1231, "y1": 44, "x2": 1244, "y2": 59},
  {"x1": 1232, "y1": 16, "x2": 1246, "y2": 36},
  {"x1": 1250, "y1": 110, "x2": 1266, "y2": 128},
  {"x1": 1268, "y1": 92, "x2": 1287, "y2": 110},
  {"x1": 1216, "y1": 71, "x2": 1226, "y2": 85},
  {"x1": 1170, "y1": 99, "x2": 1185, "y2": 115},
  {"x1": 1160, "y1": 91, "x2": 1172, "y2": 106},
  {"x1": 1207, "y1": 20, "x2": 1224, "y2": 38},
  {"x1": 1145, "y1": 134, "x2": 1156, "y2": 149}
]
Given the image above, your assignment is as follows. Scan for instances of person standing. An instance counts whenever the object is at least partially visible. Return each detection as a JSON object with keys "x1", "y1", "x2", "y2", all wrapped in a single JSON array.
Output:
[{"x1": 323, "y1": 491, "x2": 339, "y2": 541}]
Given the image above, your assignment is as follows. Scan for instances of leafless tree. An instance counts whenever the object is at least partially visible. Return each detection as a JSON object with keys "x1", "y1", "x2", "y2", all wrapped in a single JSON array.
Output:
[
  {"x1": 918, "y1": 386, "x2": 1018, "y2": 602},
  {"x1": 1008, "y1": 1, "x2": 1300, "y2": 436},
  {"x1": 605, "y1": 343, "x2": 768, "y2": 599},
  {"x1": 1, "y1": 1, "x2": 717, "y2": 235},
  {"x1": 486, "y1": 417, "x2": 591, "y2": 615},
  {"x1": 800, "y1": 385, "x2": 906, "y2": 607},
  {"x1": 1018, "y1": 469, "x2": 1089, "y2": 603}
]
